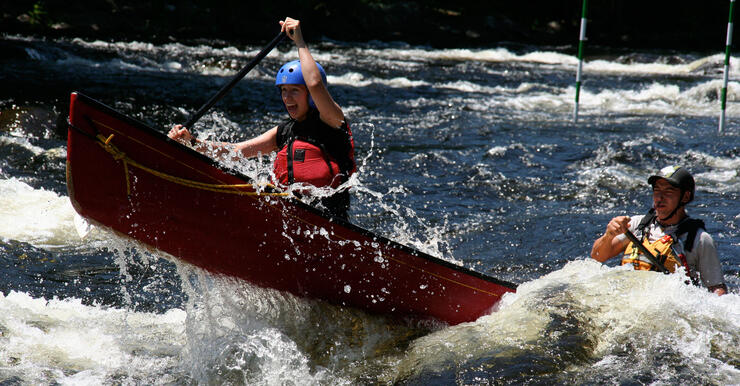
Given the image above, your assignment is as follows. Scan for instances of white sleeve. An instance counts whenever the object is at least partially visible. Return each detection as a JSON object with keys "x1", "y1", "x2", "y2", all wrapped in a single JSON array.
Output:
[{"x1": 692, "y1": 230, "x2": 725, "y2": 288}]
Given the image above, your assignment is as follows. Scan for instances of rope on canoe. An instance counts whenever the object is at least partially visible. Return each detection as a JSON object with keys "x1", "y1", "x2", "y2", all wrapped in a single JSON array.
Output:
[{"x1": 96, "y1": 133, "x2": 288, "y2": 197}]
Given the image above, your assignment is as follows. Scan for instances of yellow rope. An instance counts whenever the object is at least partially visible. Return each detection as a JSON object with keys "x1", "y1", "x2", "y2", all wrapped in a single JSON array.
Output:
[
  {"x1": 92, "y1": 134, "x2": 506, "y2": 299},
  {"x1": 96, "y1": 134, "x2": 288, "y2": 197}
]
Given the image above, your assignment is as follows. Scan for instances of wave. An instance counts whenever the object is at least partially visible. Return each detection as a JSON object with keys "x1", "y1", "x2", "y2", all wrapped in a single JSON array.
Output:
[
  {"x1": 494, "y1": 79, "x2": 740, "y2": 117},
  {"x1": 395, "y1": 259, "x2": 740, "y2": 384},
  {"x1": 9, "y1": 34, "x2": 739, "y2": 88},
  {"x1": 0, "y1": 290, "x2": 186, "y2": 384},
  {"x1": 355, "y1": 45, "x2": 740, "y2": 75},
  {"x1": 2, "y1": 233, "x2": 737, "y2": 384},
  {"x1": 0, "y1": 178, "x2": 80, "y2": 249}
]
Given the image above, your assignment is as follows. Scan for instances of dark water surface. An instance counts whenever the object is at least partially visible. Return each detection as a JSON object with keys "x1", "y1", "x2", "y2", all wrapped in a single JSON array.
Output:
[{"x1": 0, "y1": 35, "x2": 738, "y2": 384}]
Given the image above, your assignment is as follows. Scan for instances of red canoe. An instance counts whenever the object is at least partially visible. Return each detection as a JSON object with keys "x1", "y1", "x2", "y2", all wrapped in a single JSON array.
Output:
[{"x1": 66, "y1": 92, "x2": 516, "y2": 325}]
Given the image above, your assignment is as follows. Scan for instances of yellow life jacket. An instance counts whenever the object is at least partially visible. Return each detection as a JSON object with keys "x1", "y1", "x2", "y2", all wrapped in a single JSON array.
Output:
[
  {"x1": 622, "y1": 210, "x2": 705, "y2": 283},
  {"x1": 622, "y1": 234, "x2": 683, "y2": 272}
]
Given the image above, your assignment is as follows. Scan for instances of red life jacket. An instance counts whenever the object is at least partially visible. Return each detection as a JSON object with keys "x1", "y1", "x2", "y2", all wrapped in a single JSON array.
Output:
[{"x1": 273, "y1": 109, "x2": 355, "y2": 189}]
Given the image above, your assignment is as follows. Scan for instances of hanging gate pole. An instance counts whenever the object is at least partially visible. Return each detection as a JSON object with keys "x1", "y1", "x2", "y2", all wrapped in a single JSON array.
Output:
[
  {"x1": 720, "y1": 0, "x2": 736, "y2": 133},
  {"x1": 574, "y1": 0, "x2": 588, "y2": 123}
]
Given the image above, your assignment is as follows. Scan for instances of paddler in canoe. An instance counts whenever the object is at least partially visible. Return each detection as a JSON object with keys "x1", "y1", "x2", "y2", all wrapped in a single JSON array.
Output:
[
  {"x1": 590, "y1": 166, "x2": 727, "y2": 295},
  {"x1": 169, "y1": 17, "x2": 356, "y2": 220}
]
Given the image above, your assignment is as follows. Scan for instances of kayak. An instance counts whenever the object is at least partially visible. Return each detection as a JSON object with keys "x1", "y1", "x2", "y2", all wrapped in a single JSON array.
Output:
[{"x1": 66, "y1": 92, "x2": 516, "y2": 325}]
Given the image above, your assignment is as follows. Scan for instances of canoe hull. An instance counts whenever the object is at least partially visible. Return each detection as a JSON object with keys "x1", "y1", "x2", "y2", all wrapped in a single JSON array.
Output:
[{"x1": 66, "y1": 92, "x2": 516, "y2": 325}]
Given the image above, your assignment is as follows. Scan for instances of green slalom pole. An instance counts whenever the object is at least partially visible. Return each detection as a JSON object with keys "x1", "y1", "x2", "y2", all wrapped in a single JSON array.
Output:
[
  {"x1": 573, "y1": 0, "x2": 588, "y2": 123},
  {"x1": 720, "y1": 0, "x2": 736, "y2": 133}
]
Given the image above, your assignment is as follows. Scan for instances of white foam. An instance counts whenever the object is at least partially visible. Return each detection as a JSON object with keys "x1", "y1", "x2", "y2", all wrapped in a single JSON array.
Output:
[
  {"x1": 0, "y1": 178, "x2": 79, "y2": 248},
  {"x1": 360, "y1": 47, "x2": 577, "y2": 66},
  {"x1": 66, "y1": 38, "x2": 293, "y2": 78},
  {"x1": 487, "y1": 146, "x2": 508, "y2": 157},
  {"x1": 0, "y1": 291, "x2": 186, "y2": 384},
  {"x1": 0, "y1": 134, "x2": 46, "y2": 156},
  {"x1": 13, "y1": 34, "x2": 740, "y2": 84},
  {"x1": 688, "y1": 151, "x2": 740, "y2": 193},
  {"x1": 587, "y1": 57, "x2": 700, "y2": 75},
  {"x1": 174, "y1": 264, "x2": 385, "y2": 384},
  {"x1": 351, "y1": 46, "x2": 740, "y2": 77},
  {"x1": 329, "y1": 72, "x2": 430, "y2": 88},
  {"x1": 495, "y1": 79, "x2": 740, "y2": 117},
  {"x1": 70, "y1": 39, "x2": 254, "y2": 60},
  {"x1": 396, "y1": 260, "x2": 740, "y2": 382}
]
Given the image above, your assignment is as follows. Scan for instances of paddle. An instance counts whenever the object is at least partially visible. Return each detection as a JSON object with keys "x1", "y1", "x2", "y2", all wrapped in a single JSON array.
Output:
[
  {"x1": 623, "y1": 230, "x2": 670, "y2": 273},
  {"x1": 183, "y1": 31, "x2": 286, "y2": 130}
]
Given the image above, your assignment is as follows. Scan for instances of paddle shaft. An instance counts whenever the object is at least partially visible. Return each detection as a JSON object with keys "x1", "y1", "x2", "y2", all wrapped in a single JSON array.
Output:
[
  {"x1": 184, "y1": 31, "x2": 286, "y2": 129},
  {"x1": 623, "y1": 230, "x2": 669, "y2": 273}
]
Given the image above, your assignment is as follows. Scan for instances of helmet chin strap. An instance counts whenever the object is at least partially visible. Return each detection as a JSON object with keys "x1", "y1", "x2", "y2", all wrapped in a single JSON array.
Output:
[{"x1": 657, "y1": 188, "x2": 687, "y2": 222}]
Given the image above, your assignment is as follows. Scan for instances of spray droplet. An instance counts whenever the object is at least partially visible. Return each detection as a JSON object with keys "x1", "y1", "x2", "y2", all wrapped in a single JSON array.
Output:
[{"x1": 344, "y1": 285, "x2": 352, "y2": 293}]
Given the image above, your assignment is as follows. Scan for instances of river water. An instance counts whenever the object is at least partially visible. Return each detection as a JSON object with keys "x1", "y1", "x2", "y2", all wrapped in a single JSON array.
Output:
[{"x1": 0, "y1": 34, "x2": 738, "y2": 384}]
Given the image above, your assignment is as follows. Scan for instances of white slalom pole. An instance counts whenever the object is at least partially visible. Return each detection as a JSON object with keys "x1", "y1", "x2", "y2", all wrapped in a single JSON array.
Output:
[
  {"x1": 574, "y1": 0, "x2": 588, "y2": 123},
  {"x1": 720, "y1": 0, "x2": 736, "y2": 133}
]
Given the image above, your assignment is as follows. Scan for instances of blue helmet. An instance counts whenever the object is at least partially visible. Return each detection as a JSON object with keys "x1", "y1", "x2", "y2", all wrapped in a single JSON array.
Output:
[
  {"x1": 275, "y1": 60, "x2": 327, "y2": 87},
  {"x1": 275, "y1": 60, "x2": 327, "y2": 108}
]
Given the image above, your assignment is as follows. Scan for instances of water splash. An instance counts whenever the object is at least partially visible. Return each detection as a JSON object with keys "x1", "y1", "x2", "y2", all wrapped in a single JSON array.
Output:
[
  {"x1": 394, "y1": 260, "x2": 740, "y2": 384},
  {"x1": 0, "y1": 178, "x2": 79, "y2": 248},
  {"x1": 0, "y1": 290, "x2": 187, "y2": 384}
]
